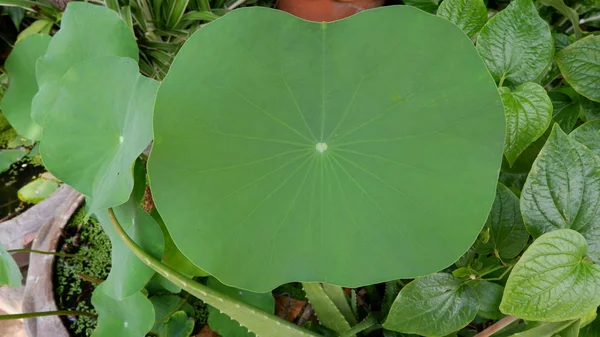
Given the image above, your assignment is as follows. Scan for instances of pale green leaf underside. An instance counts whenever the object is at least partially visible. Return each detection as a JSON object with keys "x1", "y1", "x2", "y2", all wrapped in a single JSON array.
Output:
[
  {"x1": 40, "y1": 56, "x2": 157, "y2": 213},
  {"x1": 0, "y1": 242, "x2": 22, "y2": 288},
  {"x1": 437, "y1": 0, "x2": 487, "y2": 37},
  {"x1": 556, "y1": 35, "x2": 600, "y2": 102},
  {"x1": 500, "y1": 229, "x2": 600, "y2": 322},
  {"x1": 1, "y1": 34, "x2": 49, "y2": 140},
  {"x1": 149, "y1": 6, "x2": 505, "y2": 292},
  {"x1": 476, "y1": 0, "x2": 554, "y2": 85},
  {"x1": 520, "y1": 125, "x2": 600, "y2": 261},
  {"x1": 383, "y1": 273, "x2": 478, "y2": 337},
  {"x1": 500, "y1": 82, "x2": 553, "y2": 165}
]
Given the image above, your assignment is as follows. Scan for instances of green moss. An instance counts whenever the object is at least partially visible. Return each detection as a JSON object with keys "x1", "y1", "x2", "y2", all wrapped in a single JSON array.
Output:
[
  {"x1": 182, "y1": 290, "x2": 209, "y2": 327},
  {"x1": 54, "y1": 206, "x2": 112, "y2": 337}
]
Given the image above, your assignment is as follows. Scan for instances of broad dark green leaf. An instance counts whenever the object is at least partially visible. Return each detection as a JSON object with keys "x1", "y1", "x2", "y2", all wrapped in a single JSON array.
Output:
[
  {"x1": 476, "y1": 0, "x2": 554, "y2": 86},
  {"x1": 159, "y1": 311, "x2": 194, "y2": 337},
  {"x1": 474, "y1": 281, "x2": 503, "y2": 320},
  {"x1": 149, "y1": 6, "x2": 505, "y2": 292},
  {"x1": 40, "y1": 56, "x2": 158, "y2": 213},
  {"x1": 31, "y1": 2, "x2": 138, "y2": 126},
  {"x1": 548, "y1": 91, "x2": 581, "y2": 132},
  {"x1": 500, "y1": 82, "x2": 552, "y2": 165},
  {"x1": 520, "y1": 126, "x2": 600, "y2": 261},
  {"x1": 0, "y1": 148, "x2": 27, "y2": 173},
  {"x1": 500, "y1": 229, "x2": 600, "y2": 322},
  {"x1": 581, "y1": 96, "x2": 600, "y2": 121},
  {"x1": 94, "y1": 160, "x2": 164, "y2": 300},
  {"x1": 0, "y1": 243, "x2": 21, "y2": 288},
  {"x1": 207, "y1": 277, "x2": 275, "y2": 337},
  {"x1": 1, "y1": 34, "x2": 50, "y2": 140},
  {"x1": 437, "y1": 0, "x2": 487, "y2": 37},
  {"x1": 571, "y1": 120, "x2": 600, "y2": 156},
  {"x1": 383, "y1": 273, "x2": 478, "y2": 336},
  {"x1": 556, "y1": 35, "x2": 600, "y2": 102},
  {"x1": 485, "y1": 183, "x2": 529, "y2": 259},
  {"x1": 402, "y1": 0, "x2": 440, "y2": 13},
  {"x1": 91, "y1": 284, "x2": 155, "y2": 337},
  {"x1": 150, "y1": 295, "x2": 194, "y2": 334}
]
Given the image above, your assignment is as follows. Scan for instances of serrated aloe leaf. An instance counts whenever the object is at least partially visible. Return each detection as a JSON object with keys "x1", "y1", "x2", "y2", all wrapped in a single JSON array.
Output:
[
  {"x1": 1, "y1": 34, "x2": 49, "y2": 140},
  {"x1": 476, "y1": 0, "x2": 553, "y2": 86},
  {"x1": 520, "y1": 125, "x2": 600, "y2": 261},
  {"x1": 207, "y1": 277, "x2": 275, "y2": 337},
  {"x1": 40, "y1": 56, "x2": 157, "y2": 213},
  {"x1": 94, "y1": 160, "x2": 164, "y2": 300},
  {"x1": 159, "y1": 311, "x2": 194, "y2": 337},
  {"x1": 500, "y1": 229, "x2": 600, "y2": 322},
  {"x1": 437, "y1": 0, "x2": 487, "y2": 37},
  {"x1": 0, "y1": 243, "x2": 21, "y2": 288},
  {"x1": 32, "y1": 2, "x2": 138, "y2": 126},
  {"x1": 572, "y1": 120, "x2": 600, "y2": 156},
  {"x1": 303, "y1": 282, "x2": 353, "y2": 335},
  {"x1": 149, "y1": 5, "x2": 504, "y2": 292},
  {"x1": 322, "y1": 283, "x2": 356, "y2": 326},
  {"x1": 383, "y1": 273, "x2": 478, "y2": 337},
  {"x1": 485, "y1": 183, "x2": 529, "y2": 260},
  {"x1": 556, "y1": 36, "x2": 600, "y2": 102},
  {"x1": 91, "y1": 284, "x2": 155, "y2": 337},
  {"x1": 548, "y1": 91, "x2": 581, "y2": 132},
  {"x1": 0, "y1": 148, "x2": 27, "y2": 173},
  {"x1": 500, "y1": 83, "x2": 553, "y2": 165},
  {"x1": 474, "y1": 281, "x2": 503, "y2": 320}
]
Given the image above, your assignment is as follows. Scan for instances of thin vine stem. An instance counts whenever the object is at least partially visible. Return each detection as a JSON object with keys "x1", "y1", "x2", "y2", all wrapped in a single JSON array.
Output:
[
  {"x1": 7, "y1": 248, "x2": 77, "y2": 258},
  {"x1": 0, "y1": 310, "x2": 96, "y2": 321}
]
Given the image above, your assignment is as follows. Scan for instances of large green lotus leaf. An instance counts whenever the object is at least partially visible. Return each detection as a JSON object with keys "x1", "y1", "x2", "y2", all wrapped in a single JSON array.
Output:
[
  {"x1": 500, "y1": 229, "x2": 600, "y2": 322},
  {"x1": 383, "y1": 273, "x2": 478, "y2": 336},
  {"x1": 0, "y1": 243, "x2": 22, "y2": 288},
  {"x1": 556, "y1": 36, "x2": 600, "y2": 102},
  {"x1": 0, "y1": 148, "x2": 27, "y2": 174},
  {"x1": 149, "y1": 6, "x2": 505, "y2": 292},
  {"x1": 31, "y1": 2, "x2": 138, "y2": 126},
  {"x1": 40, "y1": 56, "x2": 158, "y2": 213},
  {"x1": 520, "y1": 125, "x2": 600, "y2": 261},
  {"x1": 1, "y1": 34, "x2": 50, "y2": 140},
  {"x1": 91, "y1": 284, "x2": 155, "y2": 337}
]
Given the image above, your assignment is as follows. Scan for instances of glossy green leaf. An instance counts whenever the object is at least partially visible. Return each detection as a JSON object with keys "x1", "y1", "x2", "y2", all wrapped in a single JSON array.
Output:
[
  {"x1": 0, "y1": 148, "x2": 27, "y2": 173},
  {"x1": 556, "y1": 36, "x2": 600, "y2": 102},
  {"x1": 94, "y1": 160, "x2": 164, "y2": 300},
  {"x1": 32, "y1": 2, "x2": 138, "y2": 126},
  {"x1": 548, "y1": 91, "x2": 580, "y2": 133},
  {"x1": 159, "y1": 311, "x2": 194, "y2": 337},
  {"x1": 207, "y1": 277, "x2": 275, "y2": 337},
  {"x1": 571, "y1": 120, "x2": 600, "y2": 156},
  {"x1": 0, "y1": 243, "x2": 21, "y2": 288},
  {"x1": 91, "y1": 284, "x2": 155, "y2": 337},
  {"x1": 437, "y1": 0, "x2": 487, "y2": 37},
  {"x1": 485, "y1": 183, "x2": 529, "y2": 259},
  {"x1": 150, "y1": 295, "x2": 193, "y2": 333},
  {"x1": 383, "y1": 273, "x2": 478, "y2": 336},
  {"x1": 500, "y1": 82, "x2": 552, "y2": 165},
  {"x1": 500, "y1": 229, "x2": 600, "y2": 322},
  {"x1": 1, "y1": 34, "x2": 50, "y2": 140},
  {"x1": 474, "y1": 281, "x2": 503, "y2": 320},
  {"x1": 402, "y1": 0, "x2": 440, "y2": 13},
  {"x1": 149, "y1": 6, "x2": 505, "y2": 292},
  {"x1": 476, "y1": 0, "x2": 553, "y2": 86},
  {"x1": 581, "y1": 96, "x2": 600, "y2": 122},
  {"x1": 17, "y1": 177, "x2": 59, "y2": 204},
  {"x1": 520, "y1": 126, "x2": 600, "y2": 260},
  {"x1": 40, "y1": 56, "x2": 158, "y2": 213},
  {"x1": 303, "y1": 283, "x2": 352, "y2": 334}
]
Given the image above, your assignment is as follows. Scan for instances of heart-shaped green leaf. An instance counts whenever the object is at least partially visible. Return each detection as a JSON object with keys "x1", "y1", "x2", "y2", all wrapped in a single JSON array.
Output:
[
  {"x1": 40, "y1": 56, "x2": 158, "y2": 213},
  {"x1": 0, "y1": 243, "x2": 21, "y2": 288},
  {"x1": 32, "y1": 2, "x2": 138, "y2": 126},
  {"x1": 572, "y1": 120, "x2": 600, "y2": 156},
  {"x1": 91, "y1": 284, "x2": 155, "y2": 337},
  {"x1": 500, "y1": 82, "x2": 553, "y2": 165},
  {"x1": 148, "y1": 6, "x2": 505, "y2": 292},
  {"x1": 500, "y1": 229, "x2": 600, "y2": 322},
  {"x1": 0, "y1": 148, "x2": 27, "y2": 174},
  {"x1": 207, "y1": 277, "x2": 275, "y2": 337},
  {"x1": 94, "y1": 160, "x2": 164, "y2": 300},
  {"x1": 150, "y1": 295, "x2": 193, "y2": 333},
  {"x1": 159, "y1": 311, "x2": 195, "y2": 337},
  {"x1": 556, "y1": 36, "x2": 600, "y2": 102},
  {"x1": 548, "y1": 91, "x2": 581, "y2": 132},
  {"x1": 485, "y1": 183, "x2": 529, "y2": 260},
  {"x1": 383, "y1": 273, "x2": 478, "y2": 337},
  {"x1": 521, "y1": 125, "x2": 600, "y2": 261},
  {"x1": 1, "y1": 34, "x2": 50, "y2": 140},
  {"x1": 474, "y1": 281, "x2": 503, "y2": 320},
  {"x1": 437, "y1": 0, "x2": 487, "y2": 37},
  {"x1": 476, "y1": 0, "x2": 553, "y2": 86}
]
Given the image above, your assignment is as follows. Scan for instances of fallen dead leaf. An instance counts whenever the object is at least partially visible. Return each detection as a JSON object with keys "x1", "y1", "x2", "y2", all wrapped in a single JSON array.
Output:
[{"x1": 275, "y1": 295, "x2": 307, "y2": 322}]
